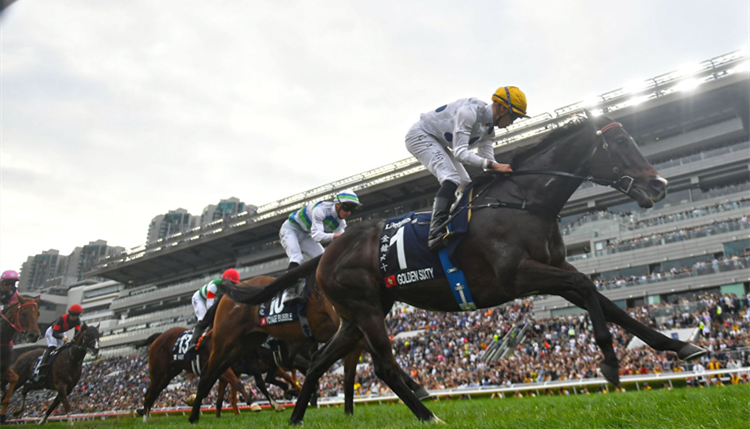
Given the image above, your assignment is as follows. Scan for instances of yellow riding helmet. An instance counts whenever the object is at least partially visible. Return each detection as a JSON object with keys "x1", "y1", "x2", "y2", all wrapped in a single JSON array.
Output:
[{"x1": 492, "y1": 86, "x2": 529, "y2": 118}]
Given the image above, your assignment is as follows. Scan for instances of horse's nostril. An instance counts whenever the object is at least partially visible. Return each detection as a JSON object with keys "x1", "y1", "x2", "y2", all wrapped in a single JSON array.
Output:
[{"x1": 650, "y1": 178, "x2": 668, "y2": 193}]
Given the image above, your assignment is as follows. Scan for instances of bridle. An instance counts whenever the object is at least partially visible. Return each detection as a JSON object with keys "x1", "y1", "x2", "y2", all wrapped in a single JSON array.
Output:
[
  {"x1": 442, "y1": 121, "x2": 639, "y2": 222},
  {"x1": 508, "y1": 121, "x2": 635, "y2": 194},
  {"x1": 0, "y1": 300, "x2": 39, "y2": 347}
]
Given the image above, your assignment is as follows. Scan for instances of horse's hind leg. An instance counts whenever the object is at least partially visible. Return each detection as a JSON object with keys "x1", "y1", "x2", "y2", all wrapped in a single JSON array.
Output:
[
  {"x1": 142, "y1": 366, "x2": 180, "y2": 422},
  {"x1": 357, "y1": 314, "x2": 439, "y2": 423},
  {"x1": 558, "y1": 262, "x2": 707, "y2": 360},
  {"x1": 343, "y1": 346, "x2": 362, "y2": 415},
  {"x1": 289, "y1": 319, "x2": 363, "y2": 425},
  {"x1": 516, "y1": 259, "x2": 620, "y2": 386},
  {"x1": 59, "y1": 384, "x2": 74, "y2": 426},
  {"x1": 243, "y1": 363, "x2": 280, "y2": 412}
]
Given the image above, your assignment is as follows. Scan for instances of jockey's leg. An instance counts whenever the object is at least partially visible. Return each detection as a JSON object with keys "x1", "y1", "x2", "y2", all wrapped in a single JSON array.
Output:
[
  {"x1": 188, "y1": 294, "x2": 208, "y2": 351},
  {"x1": 428, "y1": 180, "x2": 458, "y2": 251},
  {"x1": 284, "y1": 239, "x2": 323, "y2": 305},
  {"x1": 280, "y1": 223, "x2": 306, "y2": 305},
  {"x1": 38, "y1": 347, "x2": 55, "y2": 373}
]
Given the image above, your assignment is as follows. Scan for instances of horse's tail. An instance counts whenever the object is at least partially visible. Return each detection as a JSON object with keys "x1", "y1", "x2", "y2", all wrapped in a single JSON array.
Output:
[
  {"x1": 219, "y1": 255, "x2": 322, "y2": 305},
  {"x1": 134, "y1": 332, "x2": 162, "y2": 348}
]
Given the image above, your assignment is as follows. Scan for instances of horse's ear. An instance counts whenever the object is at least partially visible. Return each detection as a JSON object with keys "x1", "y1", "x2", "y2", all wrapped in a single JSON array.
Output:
[
  {"x1": 34, "y1": 295, "x2": 41, "y2": 302},
  {"x1": 93, "y1": 323, "x2": 100, "y2": 330}
]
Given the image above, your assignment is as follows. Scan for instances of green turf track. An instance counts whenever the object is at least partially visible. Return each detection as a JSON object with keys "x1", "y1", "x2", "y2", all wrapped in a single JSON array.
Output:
[{"x1": 48, "y1": 385, "x2": 749, "y2": 429}]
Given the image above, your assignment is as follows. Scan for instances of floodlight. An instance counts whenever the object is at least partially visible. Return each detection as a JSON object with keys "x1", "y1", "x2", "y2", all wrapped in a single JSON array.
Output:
[
  {"x1": 673, "y1": 78, "x2": 702, "y2": 92},
  {"x1": 627, "y1": 96, "x2": 649, "y2": 107}
]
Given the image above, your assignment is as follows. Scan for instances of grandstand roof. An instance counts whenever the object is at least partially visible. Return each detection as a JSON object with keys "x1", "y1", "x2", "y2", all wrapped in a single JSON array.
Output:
[{"x1": 87, "y1": 51, "x2": 750, "y2": 287}]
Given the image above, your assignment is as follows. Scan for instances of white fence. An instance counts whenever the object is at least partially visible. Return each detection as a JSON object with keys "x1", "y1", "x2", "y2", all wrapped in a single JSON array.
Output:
[{"x1": 6, "y1": 367, "x2": 748, "y2": 424}]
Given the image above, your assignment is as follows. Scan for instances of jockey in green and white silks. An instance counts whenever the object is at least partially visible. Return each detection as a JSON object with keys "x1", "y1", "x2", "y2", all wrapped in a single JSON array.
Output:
[
  {"x1": 279, "y1": 189, "x2": 361, "y2": 305},
  {"x1": 187, "y1": 268, "x2": 240, "y2": 352}
]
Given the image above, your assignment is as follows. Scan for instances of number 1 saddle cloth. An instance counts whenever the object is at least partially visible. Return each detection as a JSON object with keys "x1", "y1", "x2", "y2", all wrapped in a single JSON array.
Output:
[{"x1": 379, "y1": 185, "x2": 473, "y2": 289}]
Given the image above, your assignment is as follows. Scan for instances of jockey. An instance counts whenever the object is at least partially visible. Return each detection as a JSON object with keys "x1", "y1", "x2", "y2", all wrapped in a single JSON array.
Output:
[
  {"x1": 187, "y1": 268, "x2": 240, "y2": 352},
  {"x1": 279, "y1": 189, "x2": 361, "y2": 305},
  {"x1": 405, "y1": 86, "x2": 529, "y2": 251},
  {"x1": 39, "y1": 304, "x2": 83, "y2": 372},
  {"x1": 0, "y1": 270, "x2": 20, "y2": 311}
]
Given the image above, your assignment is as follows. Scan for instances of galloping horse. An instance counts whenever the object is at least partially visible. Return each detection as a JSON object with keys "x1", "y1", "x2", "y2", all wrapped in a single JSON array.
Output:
[
  {"x1": 188, "y1": 276, "x2": 427, "y2": 422},
  {"x1": 220, "y1": 113, "x2": 709, "y2": 424},
  {"x1": 0, "y1": 294, "x2": 41, "y2": 423},
  {"x1": 218, "y1": 339, "x2": 316, "y2": 408},
  {"x1": 138, "y1": 327, "x2": 265, "y2": 422},
  {"x1": 9, "y1": 324, "x2": 99, "y2": 425}
]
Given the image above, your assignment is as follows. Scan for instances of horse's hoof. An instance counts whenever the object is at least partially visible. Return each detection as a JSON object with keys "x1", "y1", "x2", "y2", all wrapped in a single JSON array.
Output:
[
  {"x1": 429, "y1": 415, "x2": 446, "y2": 424},
  {"x1": 136, "y1": 408, "x2": 145, "y2": 417},
  {"x1": 274, "y1": 404, "x2": 286, "y2": 412},
  {"x1": 677, "y1": 343, "x2": 708, "y2": 361},
  {"x1": 249, "y1": 403, "x2": 262, "y2": 412},
  {"x1": 600, "y1": 363, "x2": 621, "y2": 387},
  {"x1": 188, "y1": 415, "x2": 199, "y2": 424},
  {"x1": 289, "y1": 417, "x2": 304, "y2": 426},
  {"x1": 414, "y1": 387, "x2": 431, "y2": 400}
]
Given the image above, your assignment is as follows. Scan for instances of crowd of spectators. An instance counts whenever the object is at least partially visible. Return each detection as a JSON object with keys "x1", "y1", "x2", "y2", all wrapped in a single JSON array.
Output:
[
  {"x1": 593, "y1": 252, "x2": 750, "y2": 291},
  {"x1": 562, "y1": 198, "x2": 749, "y2": 236},
  {"x1": 8, "y1": 293, "x2": 749, "y2": 418}
]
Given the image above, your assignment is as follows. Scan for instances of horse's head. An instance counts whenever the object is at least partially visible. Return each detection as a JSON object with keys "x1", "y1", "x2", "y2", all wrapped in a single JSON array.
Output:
[
  {"x1": 6, "y1": 295, "x2": 42, "y2": 343},
  {"x1": 586, "y1": 112, "x2": 667, "y2": 208},
  {"x1": 75, "y1": 323, "x2": 101, "y2": 356}
]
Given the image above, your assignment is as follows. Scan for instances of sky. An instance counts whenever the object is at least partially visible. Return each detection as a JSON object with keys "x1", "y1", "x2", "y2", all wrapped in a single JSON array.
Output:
[{"x1": 1, "y1": 0, "x2": 748, "y2": 272}]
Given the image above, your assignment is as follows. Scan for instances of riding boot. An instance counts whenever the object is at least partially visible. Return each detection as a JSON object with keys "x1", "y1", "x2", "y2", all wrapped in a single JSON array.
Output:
[
  {"x1": 188, "y1": 324, "x2": 206, "y2": 353},
  {"x1": 427, "y1": 181, "x2": 458, "y2": 251},
  {"x1": 282, "y1": 278, "x2": 306, "y2": 306},
  {"x1": 38, "y1": 346, "x2": 55, "y2": 374}
]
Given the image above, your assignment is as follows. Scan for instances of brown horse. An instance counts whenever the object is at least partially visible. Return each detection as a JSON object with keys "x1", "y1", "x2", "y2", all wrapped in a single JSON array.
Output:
[
  {"x1": 0, "y1": 294, "x2": 41, "y2": 423},
  {"x1": 188, "y1": 276, "x2": 427, "y2": 423},
  {"x1": 9, "y1": 324, "x2": 99, "y2": 425},
  {"x1": 220, "y1": 114, "x2": 709, "y2": 424},
  {"x1": 137, "y1": 327, "x2": 264, "y2": 422}
]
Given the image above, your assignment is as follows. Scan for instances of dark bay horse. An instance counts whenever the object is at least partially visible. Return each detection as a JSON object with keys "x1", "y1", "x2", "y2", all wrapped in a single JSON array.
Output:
[
  {"x1": 189, "y1": 276, "x2": 427, "y2": 423},
  {"x1": 9, "y1": 324, "x2": 99, "y2": 425},
  {"x1": 218, "y1": 339, "x2": 316, "y2": 408},
  {"x1": 0, "y1": 294, "x2": 41, "y2": 422},
  {"x1": 138, "y1": 326, "x2": 278, "y2": 422},
  {"x1": 220, "y1": 113, "x2": 708, "y2": 424}
]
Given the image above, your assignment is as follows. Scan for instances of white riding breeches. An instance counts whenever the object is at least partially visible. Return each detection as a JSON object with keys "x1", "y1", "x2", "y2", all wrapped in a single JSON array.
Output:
[
  {"x1": 192, "y1": 291, "x2": 208, "y2": 322},
  {"x1": 405, "y1": 123, "x2": 472, "y2": 188},
  {"x1": 45, "y1": 326, "x2": 64, "y2": 348},
  {"x1": 279, "y1": 220, "x2": 325, "y2": 265}
]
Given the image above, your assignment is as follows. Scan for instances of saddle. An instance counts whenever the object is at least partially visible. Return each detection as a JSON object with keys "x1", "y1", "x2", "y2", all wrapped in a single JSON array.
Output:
[
  {"x1": 172, "y1": 329, "x2": 208, "y2": 375},
  {"x1": 258, "y1": 292, "x2": 314, "y2": 339},
  {"x1": 32, "y1": 345, "x2": 68, "y2": 382}
]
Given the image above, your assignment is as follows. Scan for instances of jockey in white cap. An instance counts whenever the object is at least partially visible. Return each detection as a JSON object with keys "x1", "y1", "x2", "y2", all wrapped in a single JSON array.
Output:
[{"x1": 279, "y1": 189, "x2": 361, "y2": 304}]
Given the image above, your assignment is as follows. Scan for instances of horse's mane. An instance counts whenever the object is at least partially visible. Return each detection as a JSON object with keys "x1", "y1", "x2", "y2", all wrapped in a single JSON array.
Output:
[{"x1": 504, "y1": 117, "x2": 590, "y2": 169}]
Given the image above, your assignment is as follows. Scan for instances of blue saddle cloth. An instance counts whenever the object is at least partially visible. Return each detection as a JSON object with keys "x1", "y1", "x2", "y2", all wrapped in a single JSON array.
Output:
[
  {"x1": 172, "y1": 329, "x2": 196, "y2": 362},
  {"x1": 379, "y1": 186, "x2": 473, "y2": 288}
]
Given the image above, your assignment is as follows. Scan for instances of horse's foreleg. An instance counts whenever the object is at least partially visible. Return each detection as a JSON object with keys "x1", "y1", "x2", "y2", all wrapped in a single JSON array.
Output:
[
  {"x1": 558, "y1": 262, "x2": 707, "y2": 361},
  {"x1": 516, "y1": 259, "x2": 620, "y2": 386},
  {"x1": 227, "y1": 381, "x2": 239, "y2": 415},
  {"x1": 38, "y1": 394, "x2": 62, "y2": 425},
  {"x1": 0, "y1": 369, "x2": 18, "y2": 421},
  {"x1": 244, "y1": 364, "x2": 280, "y2": 412},
  {"x1": 57, "y1": 384, "x2": 75, "y2": 426},
  {"x1": 289, "y1": 319, "x2": 364, "y2": 425},
  {"x1": 356, "y1": 314, "x2": 439, "y2": 423}
]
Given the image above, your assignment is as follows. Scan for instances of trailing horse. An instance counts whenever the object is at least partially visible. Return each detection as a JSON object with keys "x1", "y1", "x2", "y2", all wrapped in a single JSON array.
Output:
[
  {"x1": 9, "y1": 324, "x2": 99, "y2": 425},
  {"x1": 219, "y1": 113, "x2": 708, "y2": 424},
  {"x1": 136, "y1": 327, "x2": 264, "y2": 422},
  {"x1": 0, "y1": 294, "x2": 41, "y2": 423},
  {"x1": 188, "y1": 275, "x2": 427, "y2": 423}
]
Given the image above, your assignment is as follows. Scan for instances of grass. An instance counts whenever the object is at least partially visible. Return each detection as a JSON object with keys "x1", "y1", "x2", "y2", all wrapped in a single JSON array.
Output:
[{"x1": 40, "y1": 385, "x2": 749, "y2": 429}]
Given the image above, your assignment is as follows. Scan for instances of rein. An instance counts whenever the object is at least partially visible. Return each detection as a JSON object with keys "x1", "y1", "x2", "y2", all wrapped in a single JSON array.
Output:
[
  {"x1": 0, "y1": 301, "x2": 39, "y2": 346},
  {"x1": 441, "y1": 121, "x2": 630, "y2": 223}
]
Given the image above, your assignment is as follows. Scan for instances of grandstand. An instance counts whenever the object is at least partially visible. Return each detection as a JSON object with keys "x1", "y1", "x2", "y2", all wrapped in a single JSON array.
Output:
[{"x1": 23, "y1": 49, "x2": 746, "y2": 353}]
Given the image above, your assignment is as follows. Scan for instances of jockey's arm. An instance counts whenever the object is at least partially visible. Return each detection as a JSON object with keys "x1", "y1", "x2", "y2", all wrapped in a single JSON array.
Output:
[
  {"x1": 205, "y1": 283, "x2": 218, "y2": 309},
  {"x1": 452, "y1": 106, "x2": 491, "y2": 168}
]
